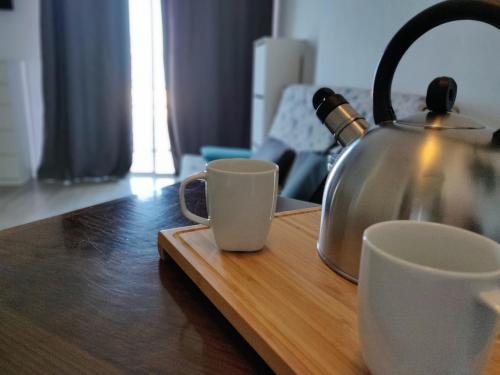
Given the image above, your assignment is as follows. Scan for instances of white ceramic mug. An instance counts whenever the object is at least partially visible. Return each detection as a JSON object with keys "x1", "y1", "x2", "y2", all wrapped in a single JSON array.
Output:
[
  {"x1": 358, "y1": 220, "x2": 500, "y2": 375},
  {"x1": 179, "y1": 158, "x2": 278, "y2": 251}
]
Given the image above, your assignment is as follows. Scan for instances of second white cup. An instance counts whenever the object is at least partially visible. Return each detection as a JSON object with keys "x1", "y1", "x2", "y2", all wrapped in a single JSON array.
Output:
[{"x1": 358, "y1": 220, "x2": 500, "y2": 375}]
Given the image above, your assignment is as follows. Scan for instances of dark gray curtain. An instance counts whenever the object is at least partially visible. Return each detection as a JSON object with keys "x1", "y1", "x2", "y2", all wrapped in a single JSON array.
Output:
[
  {"x1": 38, "y1": 0, "x2": 132, "y2": 181},
  {"x1": 161, "y1": 0, "x2": 273, "y2": 172}
]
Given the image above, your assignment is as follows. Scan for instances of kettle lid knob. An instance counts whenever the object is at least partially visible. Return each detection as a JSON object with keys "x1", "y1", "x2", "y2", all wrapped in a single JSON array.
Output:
[{"x1": 426, "y1": 76, "x2": 457, "y2": 113}]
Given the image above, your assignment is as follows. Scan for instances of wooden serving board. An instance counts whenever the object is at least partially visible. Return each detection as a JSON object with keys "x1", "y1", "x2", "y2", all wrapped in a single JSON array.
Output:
[{"x1": 157, "y1": 207, "x2": 500, "y2": 374}]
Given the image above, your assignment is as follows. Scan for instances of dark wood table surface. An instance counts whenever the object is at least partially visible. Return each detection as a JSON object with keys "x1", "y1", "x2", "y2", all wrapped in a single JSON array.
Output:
[{"x1": 0, "y1": 181, "x2": 316, "y2": 374}]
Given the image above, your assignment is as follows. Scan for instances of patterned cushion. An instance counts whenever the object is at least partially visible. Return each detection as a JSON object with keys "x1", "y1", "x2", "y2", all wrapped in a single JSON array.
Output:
[
  {"x1": 269, "y1": 85, "x2": 335, "y2": 152},
  {"x1": 269, "y1": 84, "x2": 425, "y2": 152}
]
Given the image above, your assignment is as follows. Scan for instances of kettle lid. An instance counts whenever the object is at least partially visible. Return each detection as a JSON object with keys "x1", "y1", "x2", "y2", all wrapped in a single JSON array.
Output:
[
  {"x1": 397, "y1": 111, "x2": 485, "y2": 130},
  {"x1": 396, "y1": 77, "x2": 484, "y2": 130}
]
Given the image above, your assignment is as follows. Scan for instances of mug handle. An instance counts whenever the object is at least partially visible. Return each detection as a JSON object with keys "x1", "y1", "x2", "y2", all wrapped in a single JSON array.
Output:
[
  {"x1": 179, "y1": 171, "x2": 210, "y2": 226},
  {"x1": 478, "y1": 290, "x2": 500, "y2": 315}
]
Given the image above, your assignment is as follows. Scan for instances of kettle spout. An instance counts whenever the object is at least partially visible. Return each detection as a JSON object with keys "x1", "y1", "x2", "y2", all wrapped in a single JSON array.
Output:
[{"x1": 313, "y1": 88, "x2": 370, "y2": 147}]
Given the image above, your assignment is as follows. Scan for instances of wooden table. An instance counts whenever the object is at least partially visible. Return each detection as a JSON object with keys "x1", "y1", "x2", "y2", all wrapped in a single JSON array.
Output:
[{"x1": 0, "y1": 181, "x2": 315, "y2": 374}]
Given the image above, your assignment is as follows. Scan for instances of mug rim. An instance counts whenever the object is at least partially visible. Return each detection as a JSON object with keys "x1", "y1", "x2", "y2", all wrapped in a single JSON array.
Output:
[
  {"x1": 363, "y1": 220, "x2": 500, "y2": 278},
  {"x1": 207, "y1": 158, "x2": 278, "y2": 175}
]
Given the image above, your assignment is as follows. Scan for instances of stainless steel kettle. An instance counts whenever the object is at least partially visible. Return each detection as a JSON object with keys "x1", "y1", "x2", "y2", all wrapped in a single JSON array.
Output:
[{"x1": 313, "y1": 0, "x2": 500, "y2": 282}]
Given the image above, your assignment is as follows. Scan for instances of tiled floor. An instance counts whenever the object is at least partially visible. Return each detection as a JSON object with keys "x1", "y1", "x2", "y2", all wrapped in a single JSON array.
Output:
[{"x1": 0, "y1": 174, "x2": 176, "y2": 230}]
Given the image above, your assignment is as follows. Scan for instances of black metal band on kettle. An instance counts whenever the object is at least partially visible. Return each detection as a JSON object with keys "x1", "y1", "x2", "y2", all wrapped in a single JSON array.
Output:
[{"x1": 372, "y1": 0, "x2": 500, "y2": 124}]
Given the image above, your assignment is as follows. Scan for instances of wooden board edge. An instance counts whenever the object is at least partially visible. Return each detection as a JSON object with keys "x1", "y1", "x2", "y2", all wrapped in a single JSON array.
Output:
[
  {"x1": 157, "y1": 228, "x2": 298, "y2": 375},
  {"x1": 157, "y1": 223, "x2": 207, "y2": 260},
  {"x1": 274, "y1": 206, "x2": 321, "y2": 217}
]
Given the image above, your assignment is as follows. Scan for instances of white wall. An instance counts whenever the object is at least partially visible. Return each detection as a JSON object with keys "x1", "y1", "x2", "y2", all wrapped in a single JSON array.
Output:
[
  {"x1": 0, "y1": 0, "x2": 43, "y2": 172},
  {"x1": 280, "y1": 0, "x2": 500, "y2": 126}
]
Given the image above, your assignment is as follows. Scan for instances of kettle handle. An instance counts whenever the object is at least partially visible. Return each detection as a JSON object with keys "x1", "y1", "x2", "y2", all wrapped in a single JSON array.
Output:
[{"x1": 373, "y1": 0, "x2": 500, "y2": 124}]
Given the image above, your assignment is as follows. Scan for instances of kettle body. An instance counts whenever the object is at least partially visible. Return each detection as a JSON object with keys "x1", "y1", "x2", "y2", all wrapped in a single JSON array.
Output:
[
  {"x1": 314, "y1": 0, "x2": 500, "y2": 282},
  {"x1": 319, "y1": 121, "x2": 500, "y2": 281}
]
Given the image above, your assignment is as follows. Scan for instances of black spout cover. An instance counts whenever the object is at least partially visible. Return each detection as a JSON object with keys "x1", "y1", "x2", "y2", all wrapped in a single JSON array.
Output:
[
  {"x1": 492, "y1": 129, "x2": 500, "y2": 147},
  {"x1": 312, "y1": 87, "x2": 335, "y2": 110}
]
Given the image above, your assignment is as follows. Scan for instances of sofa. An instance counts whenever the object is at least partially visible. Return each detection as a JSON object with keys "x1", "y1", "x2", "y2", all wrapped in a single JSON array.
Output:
[{"x1": 179, "y1": 84, "x2": 426, "y2": 202}]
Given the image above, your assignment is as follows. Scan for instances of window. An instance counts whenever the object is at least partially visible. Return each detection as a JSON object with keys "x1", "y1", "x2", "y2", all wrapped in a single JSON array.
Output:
[{"x1": 129, "y1": 0, "x2": 174, "y2": 174}]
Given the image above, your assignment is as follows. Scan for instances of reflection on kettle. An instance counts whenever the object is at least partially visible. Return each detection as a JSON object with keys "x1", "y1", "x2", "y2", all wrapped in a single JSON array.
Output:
[{"x1": 312, "y1": 0, "x2": 500, "y2": 282}]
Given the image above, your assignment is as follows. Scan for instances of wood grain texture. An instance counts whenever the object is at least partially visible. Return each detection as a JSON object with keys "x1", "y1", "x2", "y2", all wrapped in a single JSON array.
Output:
[
  {"x1": 0, "y1": 182, "x2": 313, "y2": 374},
  {"x1": 158, "y1": 208, "x2": 500, "y2": 375}
]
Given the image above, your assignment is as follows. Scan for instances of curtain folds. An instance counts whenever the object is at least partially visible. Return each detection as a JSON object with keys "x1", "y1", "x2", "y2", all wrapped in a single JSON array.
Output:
[
  {"x1": 161, "y1": 0, "x2": 273, "y2": 172},
  {"x1": 38, "y1": 0, "x2": 132, "y2": 181}
]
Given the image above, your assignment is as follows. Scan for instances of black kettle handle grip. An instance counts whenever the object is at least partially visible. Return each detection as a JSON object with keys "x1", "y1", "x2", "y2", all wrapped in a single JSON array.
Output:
[{"x1": 373, "y1": 0, "x2": 500, "y2": 124}]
